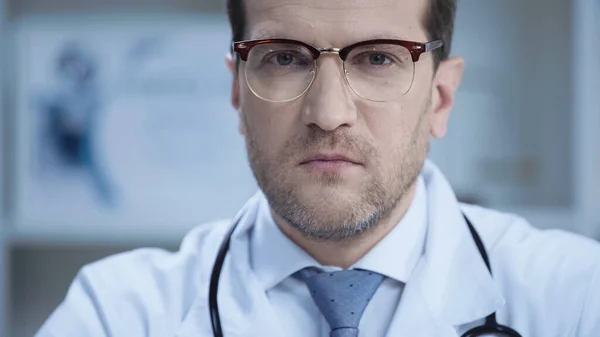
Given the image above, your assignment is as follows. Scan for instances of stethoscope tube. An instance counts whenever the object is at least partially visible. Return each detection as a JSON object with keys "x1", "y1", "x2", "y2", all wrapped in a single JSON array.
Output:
[
  {"x1": 209, "y1": 213, "x2": 522, "y2": 337},
  {"x1": 462, "y1": 216, "x2": 522, "y2": 337},
  {"x1": 209, "y1": 216, "x2": 241, "y2": 337}
]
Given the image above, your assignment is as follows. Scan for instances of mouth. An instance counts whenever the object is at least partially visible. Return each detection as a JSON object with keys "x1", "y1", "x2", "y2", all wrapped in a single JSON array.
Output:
[{"x1": 299, "y1": 153, "x2": 363, "y2": 170}]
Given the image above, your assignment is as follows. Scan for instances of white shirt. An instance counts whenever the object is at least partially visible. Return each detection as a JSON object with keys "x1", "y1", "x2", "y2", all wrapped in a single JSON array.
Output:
[{"x1": 250, "y1": 177, "x2": 428, "y2": 336}]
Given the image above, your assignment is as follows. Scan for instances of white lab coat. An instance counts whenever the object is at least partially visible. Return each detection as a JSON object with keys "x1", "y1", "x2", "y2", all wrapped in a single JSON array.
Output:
[{"x1": 36, "y1": 161, "x2": 600, "y2": 337}]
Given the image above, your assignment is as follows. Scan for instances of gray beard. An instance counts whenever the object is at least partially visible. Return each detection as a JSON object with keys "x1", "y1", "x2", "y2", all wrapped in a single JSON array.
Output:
[
  {"x1": 271, "y1": 174, "x2": 395, "y2": 242},
  {"x1": 244, "y1": 101, "x2": 429, "y2": 242}
]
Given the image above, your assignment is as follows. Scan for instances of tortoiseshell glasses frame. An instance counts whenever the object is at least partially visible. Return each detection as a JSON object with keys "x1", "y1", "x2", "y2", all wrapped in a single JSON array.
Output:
[{"x1": 232, "y1": 38, "x2": 443, "y2": 102}]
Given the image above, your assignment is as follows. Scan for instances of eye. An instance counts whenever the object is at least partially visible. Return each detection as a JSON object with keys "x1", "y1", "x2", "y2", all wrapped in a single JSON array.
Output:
[
  {"x1": 274, "y1": 53, "x2": 294, "y2": 66},
  {"x1": 367, "y1": 53, "x2": 391, "y2": 65},
  {"x1": 347, "y1": 44, "x2": 412, "y2": 69},
  {"x1": 349, "y1": 51, "x2": 398, "y2": 68},
  {"x1": 263, "y1": 51, "x2": 310, "y2": 67}
]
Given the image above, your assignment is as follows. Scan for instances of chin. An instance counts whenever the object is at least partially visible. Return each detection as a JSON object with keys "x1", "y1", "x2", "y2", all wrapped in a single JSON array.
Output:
[
  {"x1": 300, "y1": 188, "x2": 367, "y2": 215},
  {"x1": 300, "y1": 183, "x2": 359, "y2": 202}
]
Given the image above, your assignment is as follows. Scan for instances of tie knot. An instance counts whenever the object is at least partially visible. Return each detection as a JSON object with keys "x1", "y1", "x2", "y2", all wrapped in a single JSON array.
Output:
[{"x1": 295, "y1": 268, "x2": 384, "y2": 337}]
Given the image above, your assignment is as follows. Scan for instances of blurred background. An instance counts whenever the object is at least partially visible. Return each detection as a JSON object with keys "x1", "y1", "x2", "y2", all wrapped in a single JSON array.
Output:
[{"x1": 0, "y1": 0, "x2": 598, "y2": 336}]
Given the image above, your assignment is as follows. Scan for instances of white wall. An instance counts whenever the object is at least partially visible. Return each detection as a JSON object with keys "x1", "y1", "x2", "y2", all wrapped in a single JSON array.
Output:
[{"x1": 431, "y1": 0, "x2": 575, "y2": 209}]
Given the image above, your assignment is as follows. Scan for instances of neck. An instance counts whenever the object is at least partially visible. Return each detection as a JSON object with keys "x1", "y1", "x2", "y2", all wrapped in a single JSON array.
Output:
[{"x1": 273, "y1": 181, "x2": 419, "y2": 269}]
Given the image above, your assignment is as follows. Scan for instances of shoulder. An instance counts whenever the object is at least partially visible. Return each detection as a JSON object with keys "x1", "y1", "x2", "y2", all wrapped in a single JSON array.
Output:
[
  {"x1": 462, "y1": 204, "x2": 600, "y2": 334},
  {"x1": 80, "y1": 218, "x2": 231, "y2": 296},
  {"x1": 37, "y1": 219, "x2": 233, "y2": 336},
  {"x1": 65, "y1": 220, "x2": 231, "y2": 331},
  {"x1": 461, "y1": 203, "x2": 600, "y2": 269}
]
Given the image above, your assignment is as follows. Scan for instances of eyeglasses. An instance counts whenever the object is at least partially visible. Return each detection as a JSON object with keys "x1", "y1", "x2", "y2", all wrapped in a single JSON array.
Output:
[{"x1": 232, "y1": 38, "x2": 443, "y2": 103}]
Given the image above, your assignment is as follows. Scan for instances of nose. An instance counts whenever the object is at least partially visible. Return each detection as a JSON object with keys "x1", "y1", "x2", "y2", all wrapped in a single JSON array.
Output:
[{"x1": 301, "y1": 58, "x2": 358, "y2": 131}]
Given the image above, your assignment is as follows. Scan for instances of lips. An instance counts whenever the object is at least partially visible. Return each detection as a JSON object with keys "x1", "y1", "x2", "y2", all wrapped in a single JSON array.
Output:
[{"x1": 299, "y1": 153, "x2": 362, "y2": 165}]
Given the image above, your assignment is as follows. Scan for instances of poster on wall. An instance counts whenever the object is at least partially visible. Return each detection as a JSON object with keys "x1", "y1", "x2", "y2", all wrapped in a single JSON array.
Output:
[{"x1": 13, "y1": 16, "x2": 257, "y2": 236}]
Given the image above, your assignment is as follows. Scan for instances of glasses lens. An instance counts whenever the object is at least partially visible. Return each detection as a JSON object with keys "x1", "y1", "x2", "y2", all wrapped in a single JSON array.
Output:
[
  {"x1": 245, "y1": 42, "x2": 316, "y2": 102},
  {"x1": 344, "y1": 44, "x2": 415, "y2": 101}
]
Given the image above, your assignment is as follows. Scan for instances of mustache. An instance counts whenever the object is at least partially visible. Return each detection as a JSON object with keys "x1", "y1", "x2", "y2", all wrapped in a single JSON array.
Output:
[{"x1": 284, "y1": 126, "x2": 375, "y2": 162}]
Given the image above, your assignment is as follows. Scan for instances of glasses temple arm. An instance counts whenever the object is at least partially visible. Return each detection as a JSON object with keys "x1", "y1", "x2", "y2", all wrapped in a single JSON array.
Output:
[{"x1": 425, "y1": 40, "x2": 444, "y2": 52}]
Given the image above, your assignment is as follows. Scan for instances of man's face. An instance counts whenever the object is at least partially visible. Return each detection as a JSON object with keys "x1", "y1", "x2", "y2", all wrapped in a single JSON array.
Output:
[{"x1": 229, "y1": 0, "x2": 462, "y2": 241}]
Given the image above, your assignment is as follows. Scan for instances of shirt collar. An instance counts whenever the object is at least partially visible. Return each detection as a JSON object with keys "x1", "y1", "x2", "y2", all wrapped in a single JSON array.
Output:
[
  {"x1": 352, "y1": 176, "x2": 427, "y2": 282},
  {"x1": 250, "y1": 176, "x2": 428, "y2": 290},
  {"x1": 250, "y1": 195, "x2": 320, "y2": 290}
]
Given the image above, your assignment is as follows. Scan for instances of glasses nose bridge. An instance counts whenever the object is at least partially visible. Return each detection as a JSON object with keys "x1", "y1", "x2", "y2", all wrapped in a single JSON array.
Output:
[
  {"x1": 312, "y1": 47, "x2": 346, "y2": 79},
  {"x1": 307, "y1": 47, "x2": 353, "y2": 100},
  {"x1": 316, "y1": 47, "x2": 344, "y2": 61}
]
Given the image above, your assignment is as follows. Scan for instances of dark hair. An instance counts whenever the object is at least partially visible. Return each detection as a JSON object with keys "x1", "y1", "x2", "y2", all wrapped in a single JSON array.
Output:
[
  {"x1": 226, "y1": 0, "x2": 457, "y2": 69},
  {"x1": 424, "y1": 0, "x2": 457, "y2": 68}
]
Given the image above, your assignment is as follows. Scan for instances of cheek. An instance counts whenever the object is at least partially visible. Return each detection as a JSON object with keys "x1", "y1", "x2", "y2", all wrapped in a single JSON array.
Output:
[
  {"x1": 360, "y1": 101, "x2": 420, "y2": 151},
  {"x1": 242, "y1": 93, "x2": 300, "y2": 158}
]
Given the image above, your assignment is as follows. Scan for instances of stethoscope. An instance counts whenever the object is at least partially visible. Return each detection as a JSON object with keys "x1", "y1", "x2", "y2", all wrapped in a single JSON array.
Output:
[{"x1": 208, "y1": 212, "x2": 523, "y2": 337}]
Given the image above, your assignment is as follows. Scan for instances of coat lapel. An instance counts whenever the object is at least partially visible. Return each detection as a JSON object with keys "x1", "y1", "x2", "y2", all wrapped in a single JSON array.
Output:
[
  {"x1": 176, "y1": 193, "x2": 286, "y2": 337},
  {"x1": 384, "y1": 259, "x2": 460, "y2": 337},
  {"x1": 385, "y1": 161, "x2": 505, "y2": 336},
  {"x1": 174, "y1": 259, "x2": 283, "y2": 337}
]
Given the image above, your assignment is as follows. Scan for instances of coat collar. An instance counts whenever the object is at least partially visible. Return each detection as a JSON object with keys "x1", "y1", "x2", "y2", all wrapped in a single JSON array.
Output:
[
  {"x1": 417, "y1": 160, "x2": 505, "y2": 325},
  {"x1": 381, "y1": 161, "x2": 505, "y2": 336},
  {"x1": 176, "y1": 160, "x2": 505, "y2": 336},
  {"x1": 176, "y1": 193, "x2": 288, "y2": 337}
]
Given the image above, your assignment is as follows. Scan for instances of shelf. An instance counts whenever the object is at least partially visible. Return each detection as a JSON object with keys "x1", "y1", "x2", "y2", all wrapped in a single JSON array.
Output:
[
  {"x1": 3, "y1": 206, "x2": 597, "y2": 248},
  {"x1": 6, "y1": 0, "x2": 223, "y2": 18},
  {"x1": 1, "y1": 218, "x2": 208, "y2": 247}
]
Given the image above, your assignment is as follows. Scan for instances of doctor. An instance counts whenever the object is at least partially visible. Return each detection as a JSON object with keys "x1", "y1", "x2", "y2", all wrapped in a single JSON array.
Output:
[{"x1": 37, "y1": 0, "x2": 600, "y2": 335}]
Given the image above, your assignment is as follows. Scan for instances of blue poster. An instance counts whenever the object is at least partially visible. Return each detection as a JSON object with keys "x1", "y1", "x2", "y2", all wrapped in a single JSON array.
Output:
[{"x1": 13, "y1": 16, "x2": 257, "y2": 237}]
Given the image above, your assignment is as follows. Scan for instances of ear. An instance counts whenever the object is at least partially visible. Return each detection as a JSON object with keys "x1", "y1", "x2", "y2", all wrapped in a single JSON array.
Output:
[
  {"x1": 429, "y1": 57, "x2": 464, "y2": 139},
  {"x1": 225, "y1": 53, "x2": 246, "y2": 135}
]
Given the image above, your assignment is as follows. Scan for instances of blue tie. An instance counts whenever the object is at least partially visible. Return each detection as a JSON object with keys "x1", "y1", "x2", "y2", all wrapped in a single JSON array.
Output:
[{"x1": 295, "y1": 268, "x2": 385, "y2": 337}]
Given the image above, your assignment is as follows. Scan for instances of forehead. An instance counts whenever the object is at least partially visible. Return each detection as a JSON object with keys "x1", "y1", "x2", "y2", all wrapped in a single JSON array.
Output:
[{"x1": 244, "y1": 0, "x2": 429, "y2": 45}]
